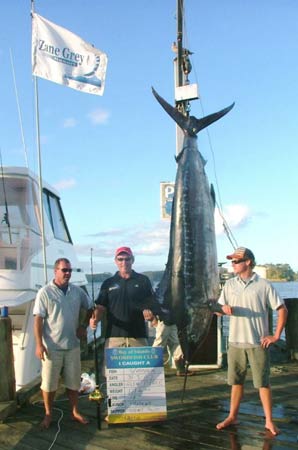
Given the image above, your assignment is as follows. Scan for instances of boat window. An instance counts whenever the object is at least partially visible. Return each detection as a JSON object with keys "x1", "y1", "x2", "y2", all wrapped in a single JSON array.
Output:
[
  {"x1": 0, "y1": 175, "x2": 42, "y2": 270},
  {"x1": 43, "y1": 190, "x2": 72, "y2": 243},
  {"x1": 0, "y1": 176, "x2": 41, "y2": 236}
]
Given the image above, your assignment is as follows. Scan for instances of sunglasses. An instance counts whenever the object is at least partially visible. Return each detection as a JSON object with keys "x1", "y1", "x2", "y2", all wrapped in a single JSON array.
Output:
[
  {"x1": 59, "y1": 268, "x2": 73, "y2": 273},
  {"x1": 116, "y1": 257, "x2": 132, "y2": 262},
  {"x1": 231, "y1": 259, "x2": 248, "y2": 265}
]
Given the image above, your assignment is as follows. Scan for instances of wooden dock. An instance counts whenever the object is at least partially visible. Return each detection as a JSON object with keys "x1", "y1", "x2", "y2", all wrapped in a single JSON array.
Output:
[{"x1": 0, "y1": 351, "x2": 297, "y2": 450}]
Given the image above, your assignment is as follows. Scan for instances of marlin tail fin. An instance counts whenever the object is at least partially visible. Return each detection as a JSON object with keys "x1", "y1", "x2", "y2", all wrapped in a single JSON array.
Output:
[{"x1": 152, "y1": 87, "x2": 234, "y2": 137}]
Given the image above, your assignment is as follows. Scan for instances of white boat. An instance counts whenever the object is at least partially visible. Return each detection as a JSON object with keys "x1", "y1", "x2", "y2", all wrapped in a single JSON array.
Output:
[{"x1": 0, "y1": 166, "x2": 88, "y2": 390}]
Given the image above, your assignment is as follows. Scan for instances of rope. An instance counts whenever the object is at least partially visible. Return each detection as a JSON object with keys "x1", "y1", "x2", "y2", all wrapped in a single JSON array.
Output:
[
  {"x1": 47, "y1": 407, "x2": 64, "y2": 450},
  {"x1": 216, "y1": 201, "x2": 238, "y2": 249},
  {"x1": 33, "y1": 402, "x2": 64, "y2": 450}
]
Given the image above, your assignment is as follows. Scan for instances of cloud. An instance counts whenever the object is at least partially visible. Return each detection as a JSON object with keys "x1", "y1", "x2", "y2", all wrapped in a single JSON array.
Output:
[
  {"x1": 77, "y1": 221, "x2": 170, "y2": 260},
  {"x1": 87, "y1": 228, "x2": 124, "y2": 238},
  {"x1": 87, "y1": 108, "x2": 110, "y2": 125},
  {"x1": 79, "y1": 204, "x2": 252, "y2": 261},
  {"x1": 53, "y1": 178, "x2": 76, "y2": 191},
  {"x1": 63, "y1": 117, "x2": 78, "y2": 128},
  {"x1": 215, "y1": 204, "x2": 251, "y2": 235},
  {"x1": 75, "y1": 205, "x2": 252, "y2": 270}
]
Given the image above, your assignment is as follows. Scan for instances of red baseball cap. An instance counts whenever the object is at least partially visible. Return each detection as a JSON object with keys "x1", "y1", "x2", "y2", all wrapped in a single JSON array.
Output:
[{"x1": 115, "y1": 246, "x2": 133, "y2": 257}]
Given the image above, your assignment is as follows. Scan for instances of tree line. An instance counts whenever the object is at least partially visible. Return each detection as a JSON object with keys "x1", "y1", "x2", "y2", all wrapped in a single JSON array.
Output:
[
  {"x1": 86, "y1": 264, "x2": 298, "y2": 283},
  {"x1": 86, "y1": 270, "x2": 164, "y2": 284},
  {"x1": 264, "y1": 264, "x2": 298, "y2": 282}
]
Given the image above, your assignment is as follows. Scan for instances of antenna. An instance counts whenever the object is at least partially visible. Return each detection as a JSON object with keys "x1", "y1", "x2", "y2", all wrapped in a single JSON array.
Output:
[{"x1": 9, "y1": 49, "x2": 29, "y2": 168}]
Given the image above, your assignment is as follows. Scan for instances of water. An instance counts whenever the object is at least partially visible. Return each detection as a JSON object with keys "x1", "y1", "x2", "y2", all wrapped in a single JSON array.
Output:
[
  {"x1": 87, "y1": 280, "x2": 298, "y2": 299},
  {"x1": 271, "y1": 281, "x2": 298, "y2": 299}
]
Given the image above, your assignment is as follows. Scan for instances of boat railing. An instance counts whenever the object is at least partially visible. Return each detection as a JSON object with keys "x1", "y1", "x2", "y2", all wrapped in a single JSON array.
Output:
[{"x1": 0, "y1": 225, "x2": 42, "y2": 271}]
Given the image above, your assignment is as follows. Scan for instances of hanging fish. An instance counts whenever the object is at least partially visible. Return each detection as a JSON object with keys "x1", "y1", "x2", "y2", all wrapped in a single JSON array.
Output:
[{"x1": 153, "y1": 87, "x2": 234, "y2": 366}]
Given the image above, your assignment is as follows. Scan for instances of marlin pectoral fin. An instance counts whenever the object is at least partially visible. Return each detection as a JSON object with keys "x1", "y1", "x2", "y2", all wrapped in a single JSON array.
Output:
[{"x1": 152, "y1": 87, "x2": 234, "y2": 137}]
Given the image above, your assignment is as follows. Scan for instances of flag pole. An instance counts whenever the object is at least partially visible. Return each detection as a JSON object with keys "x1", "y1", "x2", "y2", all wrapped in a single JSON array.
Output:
[{"x1": 31, "y1": 0, "x2": 48, "y2": 284}]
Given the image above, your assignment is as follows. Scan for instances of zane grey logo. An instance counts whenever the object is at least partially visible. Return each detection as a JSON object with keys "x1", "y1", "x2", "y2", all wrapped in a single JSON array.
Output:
[{"x1": 38, "y1": 40, "x2": 85, "y2": 65}]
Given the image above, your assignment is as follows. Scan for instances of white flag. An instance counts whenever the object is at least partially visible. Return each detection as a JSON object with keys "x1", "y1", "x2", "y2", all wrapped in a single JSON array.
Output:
[{"x1": 32, "y1": 13, "x2": 108, "y2": 96}]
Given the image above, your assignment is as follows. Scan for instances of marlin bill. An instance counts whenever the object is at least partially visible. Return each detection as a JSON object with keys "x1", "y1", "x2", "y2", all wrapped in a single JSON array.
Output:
[{"x1": 153, "y1": 87, "x2": 234, "y2": 363}]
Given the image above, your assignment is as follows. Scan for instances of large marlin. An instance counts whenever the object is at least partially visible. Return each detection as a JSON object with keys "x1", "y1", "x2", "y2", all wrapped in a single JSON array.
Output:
[{"x1": 153, "y1": 87, "x2": 234, "y2": 365}]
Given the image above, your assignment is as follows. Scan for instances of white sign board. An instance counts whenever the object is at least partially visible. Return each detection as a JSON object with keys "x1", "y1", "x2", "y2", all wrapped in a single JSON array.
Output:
[{"x1": 106, "y1": 346, "x2": 167, "y2": 424}]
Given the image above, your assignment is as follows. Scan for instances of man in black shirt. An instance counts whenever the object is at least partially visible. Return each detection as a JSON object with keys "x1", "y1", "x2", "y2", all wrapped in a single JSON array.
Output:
[{"x1": 90, "y1": 247, "x2": 161, "y2": 348}]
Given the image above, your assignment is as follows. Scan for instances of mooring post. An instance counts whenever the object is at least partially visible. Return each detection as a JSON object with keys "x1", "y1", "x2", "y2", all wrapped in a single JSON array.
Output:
[{"x1": 0, "y1": 311, "x2": 16, "y2": 402}]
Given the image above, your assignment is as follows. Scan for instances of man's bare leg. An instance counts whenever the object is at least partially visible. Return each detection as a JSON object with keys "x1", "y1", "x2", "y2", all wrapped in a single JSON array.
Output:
[
  {"x1": 66, "y1": 388, "x2": 89, "y2": 424},
  {"x1": 41, "y1": 390, "x2": 56, "y2": 429},
  {"x1": 259, "y1": 386, "x2": 280, "y2": 435},
  {"x1": 216, "y1": 384, "x2": 243, "y2": 430}
]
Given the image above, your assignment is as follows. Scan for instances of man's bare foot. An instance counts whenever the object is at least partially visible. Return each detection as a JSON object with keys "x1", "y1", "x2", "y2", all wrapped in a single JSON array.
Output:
[
  {"x1": 71, "y1": 413, "x2": 89, "y2": 425},
  {"x1": 265, "y1": 421, "x2": 280, "y2": 436},
  {"x1": 40, "y1": 414, "x2": 52, "y2": 429},
  {"x1": 216, "y1": 417, "x2": 239, "y2": 430}
]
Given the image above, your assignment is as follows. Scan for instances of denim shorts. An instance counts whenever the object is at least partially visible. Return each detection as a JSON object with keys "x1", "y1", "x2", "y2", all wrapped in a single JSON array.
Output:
[{"x1": 227, "y1": 345, "x2": 270, "y2": 388}]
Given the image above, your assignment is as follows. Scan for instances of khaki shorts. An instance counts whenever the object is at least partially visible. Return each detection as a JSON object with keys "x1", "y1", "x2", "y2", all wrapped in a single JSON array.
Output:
[
  {"x1": 41, "y1": 347, "x2": 81, "y2": 392},
  {"x1": 227, "y1": 345, "x2": 270, "y2": 388}
]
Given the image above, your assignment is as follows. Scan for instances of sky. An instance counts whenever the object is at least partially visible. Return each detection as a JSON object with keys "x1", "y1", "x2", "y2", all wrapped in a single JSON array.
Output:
[{"x1": 0, "y1": 0, "x2": 298, "y2": 274}]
